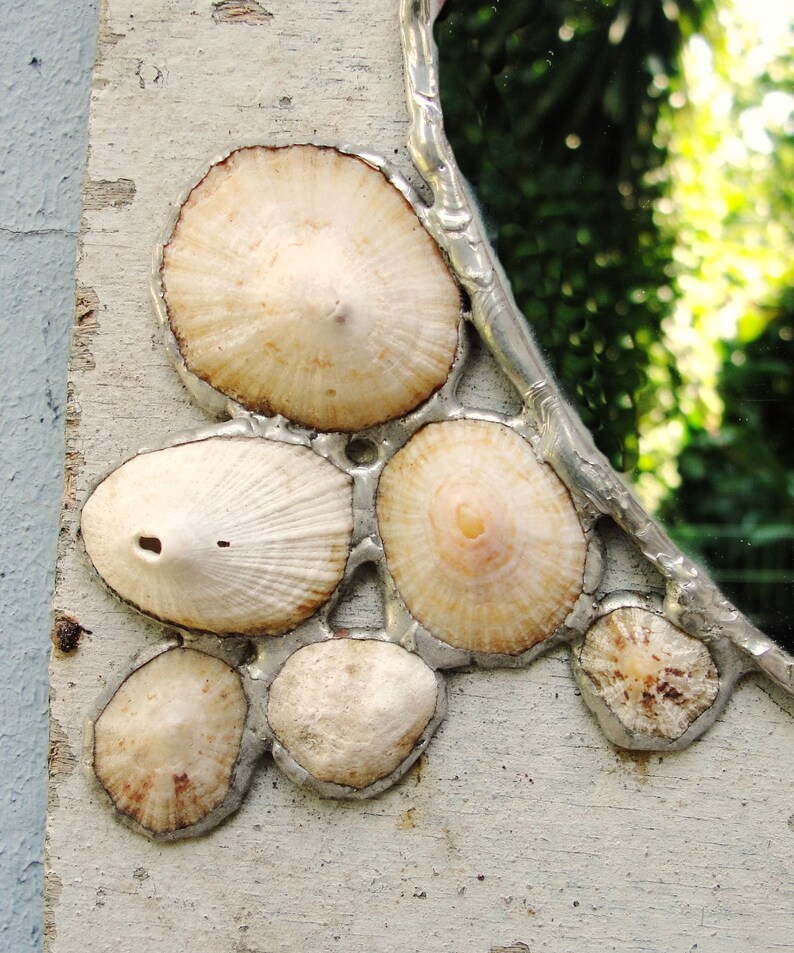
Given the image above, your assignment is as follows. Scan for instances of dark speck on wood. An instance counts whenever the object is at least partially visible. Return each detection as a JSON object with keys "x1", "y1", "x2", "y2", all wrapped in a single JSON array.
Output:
[{"x1": 51, "y1": 612, "x2": 90, "y2": 653}]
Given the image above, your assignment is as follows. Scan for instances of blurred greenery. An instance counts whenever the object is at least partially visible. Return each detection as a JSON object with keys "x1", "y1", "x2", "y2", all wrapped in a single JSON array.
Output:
[
  {"x1": 435, "y1": 0, "x2": 714, "y2": 471},
  {"x1": 662, "y1": 291, "x2": 794, "y2": 531},
  {"x1": 436, "y1": 0, "x2": 794, "y2": 642},
  {"x1": 661, "y1": 290, "x2": 794, "y2": 638}
]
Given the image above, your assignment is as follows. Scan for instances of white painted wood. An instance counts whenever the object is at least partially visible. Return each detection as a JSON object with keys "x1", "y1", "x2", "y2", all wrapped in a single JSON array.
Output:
[{"x1": 48, "y1": 2, "x2": 794, "y2": 951}]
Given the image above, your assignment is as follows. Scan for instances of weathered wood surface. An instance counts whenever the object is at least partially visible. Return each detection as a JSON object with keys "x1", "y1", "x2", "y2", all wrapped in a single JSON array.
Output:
[{"x1": 48, "y1": 2, "x2": 794, "y2": 951}]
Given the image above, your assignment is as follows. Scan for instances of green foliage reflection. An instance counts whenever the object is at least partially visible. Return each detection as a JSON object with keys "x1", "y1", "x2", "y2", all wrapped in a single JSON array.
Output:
[
  {"x1": 436, "y1": 0, "x2": 711, "y2": 471},
  {"x1": 436, "y1": 0, "x2": 794, "y2": 642}
]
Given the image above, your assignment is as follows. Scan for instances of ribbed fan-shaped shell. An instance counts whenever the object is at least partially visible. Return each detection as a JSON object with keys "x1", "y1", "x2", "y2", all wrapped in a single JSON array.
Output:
[
  {"x1": 80, "y1": 437, "x2": 353, "y2": 634},
  {"x1": 579, "y1": 607, "x2": 719, "y2": 739},
  {"x1": 267, "y1": 639, "x2": 439, "y2": 789},
  {"x1": 160, "y1": 145, "x2": 461, "y2": 431},
  {"x1": 377, "y1": 420, "x2": 587, "y2": 655},
  {"x1": 92, "y1": 649, "x2": 247, "y2": 835}
]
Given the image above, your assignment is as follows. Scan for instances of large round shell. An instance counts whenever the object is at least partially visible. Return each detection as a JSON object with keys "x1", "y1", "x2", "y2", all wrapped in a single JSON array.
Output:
[
  {"x1": 90, "y1": 648, "x2": 248, "y2": 836},
  {"x1": 158, "y1": 145, "x2": 461, "y2": 431},
  {"x1": 377, "y1": 419, "x2": 588, "y2": 655},
  {"x1": 80, "y1": 436, "x2": 353, "y2": 635},
  {"x1": 267, "y1": 638, "x2": 440, "y2": 790},
  {"x1": 577, "y1": 607, "x2": 720, "y2": 740}
]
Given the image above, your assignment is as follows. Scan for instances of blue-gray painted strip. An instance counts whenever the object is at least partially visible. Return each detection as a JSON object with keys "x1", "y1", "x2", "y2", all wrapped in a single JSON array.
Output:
[{"x1": 0, "y1": 2, "x2": 97, "y2": 949}]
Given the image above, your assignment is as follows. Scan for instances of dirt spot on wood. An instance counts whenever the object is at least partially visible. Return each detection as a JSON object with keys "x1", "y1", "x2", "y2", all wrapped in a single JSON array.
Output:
[
  {"x1": 405, "y1": 751, "x2": 426, "y2": 785},
  {"x1": 51, "y1": 612, "x2": 90, "y2": 654},
  {"x1": 397, "y1": 806, "x2": 418, "y2": 830},
  {"x1": 614, "y1": 747, "x2": 652, "y2": 781}
]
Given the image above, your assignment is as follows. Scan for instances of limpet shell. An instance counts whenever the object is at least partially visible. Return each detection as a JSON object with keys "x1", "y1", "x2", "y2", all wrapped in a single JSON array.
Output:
[
  {"x1": 267, "y1": 638, "x2": 441, "y2": 791},
  {"x1": 158, "y1": 144, "x2": 461, "y2": 431},
  {"x1": 577, "y1": 607, "x2": 720, "y2": 740},
  {"x1": 80, "y1": 436, "x2": 353, "y2": 635},
  {"x1": 377, "y1": 419, "x2": 588, "y2": 655},
  {"x1": 90, "y1": 648, "x2": 247, "y2": 836}
]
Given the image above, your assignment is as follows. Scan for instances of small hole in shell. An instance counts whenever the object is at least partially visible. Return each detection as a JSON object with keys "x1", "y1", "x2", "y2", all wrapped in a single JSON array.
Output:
[
  {"x1": 137, "y1": 535, "x2": 162, "y2": 555},
  {"x1": 216, "y1": 540, "x2": 231, "y2": 548},
  {"x1": 345, "y1": 437, "x2": 379, "y2": 466}
]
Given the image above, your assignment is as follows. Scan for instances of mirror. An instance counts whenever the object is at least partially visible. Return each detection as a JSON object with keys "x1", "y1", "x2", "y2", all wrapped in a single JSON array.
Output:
[{"x1": 436, "y1": 0, "x2": 793, "y2": 648}]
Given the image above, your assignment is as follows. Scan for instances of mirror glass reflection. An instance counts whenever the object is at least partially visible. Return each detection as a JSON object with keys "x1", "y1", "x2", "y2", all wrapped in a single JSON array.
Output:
[{"x1": 436, "y1": 0, "x2": 793, "y2": 648}]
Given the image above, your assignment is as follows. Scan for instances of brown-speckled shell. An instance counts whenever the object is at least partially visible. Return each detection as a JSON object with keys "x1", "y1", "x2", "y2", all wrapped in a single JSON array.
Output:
[
  {"x1": 578, "y1": 607, "x2": 720, "y2": 739},
  {"x1": 91, "y1": 648, "x2": 247, "y2": 835}
]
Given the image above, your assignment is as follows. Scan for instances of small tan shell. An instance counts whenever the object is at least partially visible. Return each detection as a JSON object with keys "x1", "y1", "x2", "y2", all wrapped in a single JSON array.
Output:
[
  {"x1": 91, "y1": 648, "x2": 247, "y2": 835},
  {"x1": 377, "y1": 419, "x2": 587, "y2": 655},
  {"x1": 578, "y1": 607, "x2": 720, "y2": 740},
  {"x1": 267, "y1": 638, "x2": 439, "y2": 790},
  {"x1": 159, "y1": 145, "x2": 461, "y2": 431},
  {"x1": 80, "y1": 436, "x2": 353, "y2": 635}
]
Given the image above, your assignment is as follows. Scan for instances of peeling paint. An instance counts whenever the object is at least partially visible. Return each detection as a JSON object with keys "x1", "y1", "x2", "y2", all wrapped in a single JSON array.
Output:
[
  {"x1": 43, "y1": 869, "x2": 62, "y2": 946},
  {"x1": 98, "y1": 0, "x2": 123, "y2": 54},
  {"x1": 71, "y1": 285, "x2": 99, "y2": 372},
  {"x1": 94, "y1": 0, "x2": 123, "y2": 90},
  {"x1": 48, "y1": 718, "x2": 77, "y2": 778},
  {"x1": 62, "y1": 379, "x2": 83, "y2": 500},
  {"x1": 55, "y1": 378, "x2": 85, "y2": 597},
  {"x1": 83, "y1": 178, "x2": 136, "y2": 212},
  {"x1": 212, "y1": 0, "x2": 273, "y2": 25},
  {"x1": 59, "y1": 285, "x2": 96, "y2": 525}
]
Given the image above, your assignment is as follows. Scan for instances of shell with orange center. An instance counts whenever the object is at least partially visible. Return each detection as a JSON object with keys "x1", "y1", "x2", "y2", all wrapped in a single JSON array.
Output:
[{"x1": 377, "y1": 419, "x2": 589, "y2": 656}]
